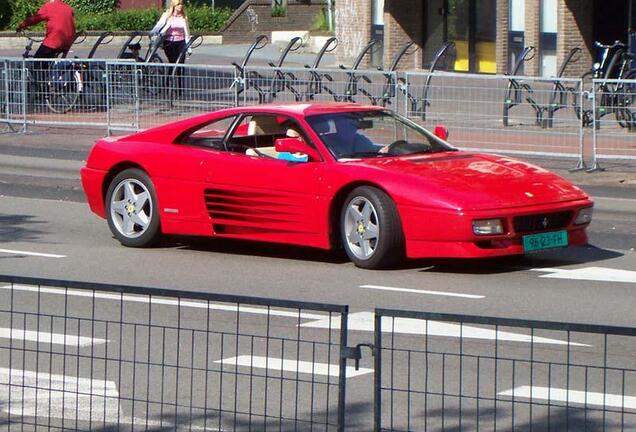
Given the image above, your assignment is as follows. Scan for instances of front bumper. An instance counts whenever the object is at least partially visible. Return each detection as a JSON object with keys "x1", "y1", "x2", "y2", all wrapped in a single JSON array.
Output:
[{"x1": 401, "y1": 199, "x2": 593, "y2": 259}]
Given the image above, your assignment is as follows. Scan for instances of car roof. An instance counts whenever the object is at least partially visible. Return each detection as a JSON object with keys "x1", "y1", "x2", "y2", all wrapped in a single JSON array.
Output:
[{"x1": 236, "y1": 102, "x2": 385, "y2": 117}]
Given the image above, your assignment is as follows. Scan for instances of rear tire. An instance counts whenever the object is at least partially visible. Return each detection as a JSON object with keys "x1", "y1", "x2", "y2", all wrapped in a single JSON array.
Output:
[
  {"x1": 105, "y1": 168, "x2": 161, "y2": 247},
  {"x1": 340, "y1": 186, "x2": 405, "y2": 269}
]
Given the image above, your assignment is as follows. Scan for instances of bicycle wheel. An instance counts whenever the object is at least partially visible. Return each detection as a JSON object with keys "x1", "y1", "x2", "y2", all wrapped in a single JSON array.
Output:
[
  {"x1": 140, "y1": 54, "x2": 165, "y2": 99},
  {"x1": 616, "y1": 69, "x2": 636, "y2": 128},
  {"x1": 46, "y1": 68, "x2": 81, "y2": 114}
]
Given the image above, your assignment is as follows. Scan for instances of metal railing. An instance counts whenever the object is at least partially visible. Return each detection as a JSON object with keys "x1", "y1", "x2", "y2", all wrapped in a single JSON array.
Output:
[
  {"x1": 1, "y1": 57, "x2": 636, "y2": 168},
  {"x1": 2, "y1": 274, "x2": 635, "y2": 431},
  {"x1": 404, "y1": 71, "x2": 585, "y2": 163},
  {"x1": 591, "y1": 78, "x2": 636, "y2": 170},
  {"x1": 0, "y1": 275, "x2": 349, "y2": 431},
  {"x1": 374, "y1": 308, "x2": 636, "y2": 432}
]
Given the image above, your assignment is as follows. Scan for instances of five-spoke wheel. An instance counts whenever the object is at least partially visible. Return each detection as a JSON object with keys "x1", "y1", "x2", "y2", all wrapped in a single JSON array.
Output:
[
  {"x1": 106, "y1": 168, "x2": 161, "y2": 247},
  {"x1": 341, "y1": 186, "x2": 404, "y2": 269}
]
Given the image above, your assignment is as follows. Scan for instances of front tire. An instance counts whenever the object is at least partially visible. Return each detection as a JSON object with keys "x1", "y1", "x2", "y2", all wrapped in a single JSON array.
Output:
[
  {"x1": 105, "y1": 168, "x2": 161, "y2": 247},
  {"x1": 340, "y1": 186, "x2": 405, "y2": 269}
]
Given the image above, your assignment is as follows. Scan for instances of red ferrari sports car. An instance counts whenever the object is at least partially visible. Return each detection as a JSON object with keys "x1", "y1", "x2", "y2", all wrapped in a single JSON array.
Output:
[{"x1": 81, "y1": 103, "x2": 593, "y2": 269}]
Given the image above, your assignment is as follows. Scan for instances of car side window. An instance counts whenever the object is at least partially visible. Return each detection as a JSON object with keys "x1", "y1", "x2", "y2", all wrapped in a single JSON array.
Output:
[
  {"x1": 180, "y1": 116, "x2": 237, "y2": 149},
  {"x1": 226, "y1": 115, "x2": 291, "y2": 158}
]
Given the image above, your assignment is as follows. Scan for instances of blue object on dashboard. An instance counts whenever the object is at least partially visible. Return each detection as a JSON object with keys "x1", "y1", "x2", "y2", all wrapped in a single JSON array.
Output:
[{"x1": 278, "y1": 152, "x2": 308, "y2": 162}]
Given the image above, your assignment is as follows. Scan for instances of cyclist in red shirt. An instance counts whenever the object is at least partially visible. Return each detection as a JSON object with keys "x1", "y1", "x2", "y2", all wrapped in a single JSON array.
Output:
[{"x1": 17, "y1": 0, "x2": 76, "y2": 58}]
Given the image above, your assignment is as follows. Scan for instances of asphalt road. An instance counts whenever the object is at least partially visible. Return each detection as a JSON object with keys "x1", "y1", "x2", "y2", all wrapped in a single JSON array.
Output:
[{"x1": 0, "y1": 129, "x2": 635, "y2": 430}]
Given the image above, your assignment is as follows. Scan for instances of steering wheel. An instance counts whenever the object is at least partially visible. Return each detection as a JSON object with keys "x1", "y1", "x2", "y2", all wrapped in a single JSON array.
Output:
[{"x1": 383, "y1": 140, "x2": 411, "y2": 155}]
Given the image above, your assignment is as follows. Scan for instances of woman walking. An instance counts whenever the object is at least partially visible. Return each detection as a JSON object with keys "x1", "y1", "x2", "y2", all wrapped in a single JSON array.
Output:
[{"x1": 150, "y1": 0, "x2": 191, "y2": 64}]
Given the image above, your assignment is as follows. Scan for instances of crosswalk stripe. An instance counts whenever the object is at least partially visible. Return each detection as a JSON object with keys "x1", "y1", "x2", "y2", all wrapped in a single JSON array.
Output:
[
  {"x1": 499, "y1": 385, "x2": 636, "y2": 410},
  {"x1": 215, "y1": 355, "x2": 373, "y2": 378},
  {"x1": 0, "y1": 328, "x2": 106, "y2": 346},
  {"x1": 0, "y1": 284, "x2": 327, "y2": 320},
  {"x1": 301, "y1": 312, "x2": 589, "y2": 346}
]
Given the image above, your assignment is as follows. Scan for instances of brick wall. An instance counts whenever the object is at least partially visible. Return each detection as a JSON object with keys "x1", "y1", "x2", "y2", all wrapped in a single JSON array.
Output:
[
  {"x1": 384, "y1": 0, "x2": 423, "y2": 70},
  {"x1": 524, "y1": 0, "x2": 540, "y2": 76},
  {"x1": 558, "y1": 0, "x2": 593, "y2": 78},
  {"x1": 334, "y1": 0, "x2": 372, "y2": 66},
  {"x1": 496, "y1": 0, "x2": 509, "y2": 74},
  {"x1": 222, "y1": 0, "x2": 324, "y2": 43}
]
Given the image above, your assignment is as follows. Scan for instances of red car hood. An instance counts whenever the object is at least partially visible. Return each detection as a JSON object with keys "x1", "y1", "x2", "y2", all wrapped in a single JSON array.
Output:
[{"x1": 351, "y1": 152, "x2": 589, "y2": 210}]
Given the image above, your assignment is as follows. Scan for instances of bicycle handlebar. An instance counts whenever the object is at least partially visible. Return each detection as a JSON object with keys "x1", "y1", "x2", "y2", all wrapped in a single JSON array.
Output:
[
  {"x1": 594, "y1": 40, "x2": 627, "y2": 50},
  {"x1": 17, "y1": 30, "x2": 45, "y2": 43}
]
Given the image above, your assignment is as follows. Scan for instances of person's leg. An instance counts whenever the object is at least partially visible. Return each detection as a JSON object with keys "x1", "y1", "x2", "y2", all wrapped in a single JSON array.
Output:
[{"x1": 32, "y1": 45, "x2": 59, "y2": 103}]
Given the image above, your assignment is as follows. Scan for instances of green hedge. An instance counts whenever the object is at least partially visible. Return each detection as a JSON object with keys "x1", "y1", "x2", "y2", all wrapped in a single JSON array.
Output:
[
  {"x1": 67, "y1": 0, "x2": 118, "y2": 15},
  {"x1": 2, "y1": 2, "x2": 233, "y2": 33}
]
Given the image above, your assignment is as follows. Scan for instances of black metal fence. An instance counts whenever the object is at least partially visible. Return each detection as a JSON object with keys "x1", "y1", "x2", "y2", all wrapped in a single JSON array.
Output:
[
  {"x1": 0, "y1": 275, "x2": 349, "y2": 431},
  {"x1": 2, "y1": 275, "x2": 635, "y2": 431},
  {"x1": 374, "y1": 309, "x2": 636, "y2": 432}
]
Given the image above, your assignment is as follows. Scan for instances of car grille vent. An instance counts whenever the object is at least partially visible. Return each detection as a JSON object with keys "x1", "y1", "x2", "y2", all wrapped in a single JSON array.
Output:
[{"x1": 513, "y1": 211, "x2": 573, "y2": 234}]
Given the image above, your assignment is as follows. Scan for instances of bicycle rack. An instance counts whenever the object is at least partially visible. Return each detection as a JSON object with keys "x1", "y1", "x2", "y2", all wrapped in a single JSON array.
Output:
[
  {"x1": 412, "y1": 41, "x2": 455, "y2": 120},
  {"x1": 230, "y1": 34, "x2": 268, "y2": 103},
  {"x1": 303, "y1": 36, "x2": 338, "y2": 101},
  {"x1": 502, "y1": 46, "x2": 535, "y2": 127},
  {"x1": 87, "y1": 31, "x2": 115, "y2": 59},
  {"x1": 365, "y1": 40, "x2": 419, "y2": 107},
  {"x1": 255, "y1": 36, "x2": 304, "y2": 103},
  {"x1": 60, "y1": 31, "x2": 87, "y2": 59},
  {"x1": 539, "y1": 47, "x2": 582, "y2": 128},
  {"x1": 321, "y1": 39, "x2": 377, "y2": 102}
]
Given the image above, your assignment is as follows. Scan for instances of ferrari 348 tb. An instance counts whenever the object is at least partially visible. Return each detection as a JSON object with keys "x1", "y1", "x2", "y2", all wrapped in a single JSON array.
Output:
[{"x1": 81, "y1": 103, "x2": 593, "y2": 269}]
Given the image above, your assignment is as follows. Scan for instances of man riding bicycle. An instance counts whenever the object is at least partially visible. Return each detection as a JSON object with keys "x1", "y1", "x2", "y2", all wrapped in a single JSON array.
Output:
[{"x1": 16, "y1": 0, "x2": 76, "y2": 58}]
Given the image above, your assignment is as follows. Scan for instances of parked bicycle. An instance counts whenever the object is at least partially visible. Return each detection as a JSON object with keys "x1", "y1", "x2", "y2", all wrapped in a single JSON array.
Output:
[
  {"x1": 18, "y1": 31, "x2": 83, "y2": 114},
  {"x1": 572, "y1": 40, "x2": 636, "y2": 128}
]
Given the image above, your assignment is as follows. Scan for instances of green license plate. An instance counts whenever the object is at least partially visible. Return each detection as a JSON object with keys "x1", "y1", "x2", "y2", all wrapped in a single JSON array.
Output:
[{"x1": 523, "y1": 230, "x2": 569, "y2": 252}]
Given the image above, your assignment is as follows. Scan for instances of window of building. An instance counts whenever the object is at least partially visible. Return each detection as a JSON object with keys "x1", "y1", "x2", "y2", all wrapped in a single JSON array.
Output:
[
  {"x1": 423, "y1": 0, "x2": 496, "y2": 73},
  {"x1": 509, "y1": 0, "x2": 525, "y2": 74},
  {"x1": 541, "y1": 0, "x2": 558, "y2": 76}
]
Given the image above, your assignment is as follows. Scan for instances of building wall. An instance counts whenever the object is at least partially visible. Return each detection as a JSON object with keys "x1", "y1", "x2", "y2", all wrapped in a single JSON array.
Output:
[
  {"x1": 334, "y1": 0, "x2": 599, "y2": 77},
  {"x1": 383, "y1": 0, "x2": 423, "y2": 70},
  {"x1": 222, "y1": 0, "x2": 323, "y2": 43},
  {"x1": 334, "y1": 0, "x2": 372, "y2": 66},
  {"x1": 496, "y1": 0, "x2": 509, "y2": 74},
  {"x1": 558, "y1": 0, "x2": 594, "y2": 78}
]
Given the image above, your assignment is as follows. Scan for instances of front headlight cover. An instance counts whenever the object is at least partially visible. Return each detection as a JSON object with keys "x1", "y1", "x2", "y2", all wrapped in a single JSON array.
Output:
[
  {"x1": 473, "y1": 218, "x2": 504, "y2": 235},
  {"x1": 574, "y1": 206, "x2": 593, "y2": 225}
]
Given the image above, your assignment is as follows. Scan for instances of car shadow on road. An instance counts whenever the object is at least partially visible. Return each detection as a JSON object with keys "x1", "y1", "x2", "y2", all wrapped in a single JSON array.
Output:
[
  {"x1": 0, "y1": 213, "x2": 47, "y2": 243},
  {"x1": 164, "y1": 235, "x2": 351, "y2": 265},
  {"x1": 409, "y1": 245, "x2": 623, "y2": 275}
]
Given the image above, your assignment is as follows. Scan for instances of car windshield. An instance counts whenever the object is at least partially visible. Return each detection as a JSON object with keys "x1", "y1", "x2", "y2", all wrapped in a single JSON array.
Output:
[{"x1": 305, "y1": 110, "x2": 455, "y2": 160}]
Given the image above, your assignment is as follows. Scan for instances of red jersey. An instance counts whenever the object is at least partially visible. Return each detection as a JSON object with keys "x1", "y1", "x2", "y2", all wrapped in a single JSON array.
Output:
[{"x1": 20, "y1": 0, "x2": 76, "y2": 51}]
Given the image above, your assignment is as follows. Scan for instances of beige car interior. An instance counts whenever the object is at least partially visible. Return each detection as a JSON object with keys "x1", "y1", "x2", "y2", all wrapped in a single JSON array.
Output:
[{"x1": 244, "y1": 116, "x2": 301, "y2": 158}]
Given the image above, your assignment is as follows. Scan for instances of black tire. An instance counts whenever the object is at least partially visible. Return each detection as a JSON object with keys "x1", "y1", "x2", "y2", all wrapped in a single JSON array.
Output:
[
  {"x1": 105, "y1": 168, "x2": 161, "y2": 247},
  {"x1": 340, "y1": 186, "x2": 405, "y2": 269}
]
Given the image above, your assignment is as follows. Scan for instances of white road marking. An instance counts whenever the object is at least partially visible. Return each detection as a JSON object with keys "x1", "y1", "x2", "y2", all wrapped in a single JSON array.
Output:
[
  {"x1": 531, "y1": 267, "x2": 636, "y2": 284},
  {"x1": 301, "y1": 312, "x2": 588, "y2": 346},
  {"x1": 360, "y1": 285, "x2": 484, "y2": 299},
  {"x1": 499, "y1": 385, "x2": 636, "y2": 410},
  {"x1": 215, "y1": 355, "x2": 372, "y2": 378},
  {"x1": 0, "y1": 284, "x2": 327, "y2": 320},
  {"x1": 0, "y1": 328, "x2": 106, "y2": 346},
  {"x1": 0, "y1": 368, "x2": 221, "y2": 428},
  {"x1": 0, "y1": 367, "x2": 120, "y2": 420},
  {"x1": 595, "y1": 196, "x2": 636, "y2": 203},
  {"x1": 0, "y1": 248, "x2": 66, "y2": 258}
]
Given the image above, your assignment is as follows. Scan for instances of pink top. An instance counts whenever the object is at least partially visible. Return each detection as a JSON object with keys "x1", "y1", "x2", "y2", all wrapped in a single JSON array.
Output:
[{"x1": 165, "y1": 15, "x2": 186, "y2": 42}]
